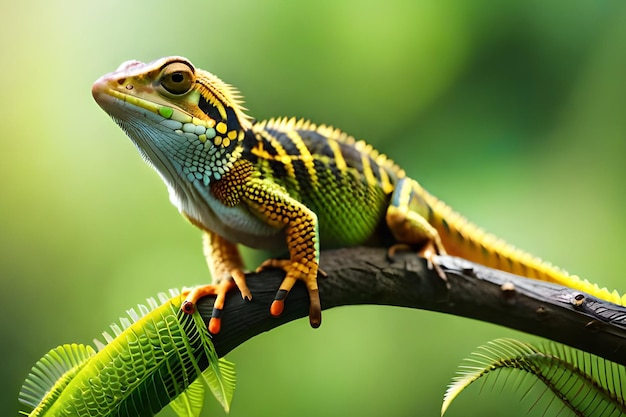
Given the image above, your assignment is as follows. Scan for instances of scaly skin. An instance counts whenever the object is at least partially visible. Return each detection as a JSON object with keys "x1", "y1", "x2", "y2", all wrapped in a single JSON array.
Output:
[{"x1": 92, "y1": 56, "x2": 625, "y2": 333}]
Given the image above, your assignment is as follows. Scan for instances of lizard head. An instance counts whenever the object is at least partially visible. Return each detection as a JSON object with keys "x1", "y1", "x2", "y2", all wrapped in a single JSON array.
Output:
[{"x1": 92, "y1": 56, "x2": 252, "y2": 208}]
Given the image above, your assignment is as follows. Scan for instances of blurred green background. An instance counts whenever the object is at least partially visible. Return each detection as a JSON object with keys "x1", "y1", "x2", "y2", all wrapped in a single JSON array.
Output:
[{"x1": 2, "y1": 0, "x2": 625, "y2": 416}]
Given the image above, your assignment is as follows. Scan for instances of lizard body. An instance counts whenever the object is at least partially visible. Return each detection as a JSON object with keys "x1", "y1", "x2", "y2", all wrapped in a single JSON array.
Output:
[{"x1": 92, "y1": 56, "x2": 624, "y2": 333}]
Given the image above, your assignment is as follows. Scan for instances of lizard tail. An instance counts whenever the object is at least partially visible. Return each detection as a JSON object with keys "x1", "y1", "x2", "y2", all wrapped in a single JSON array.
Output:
[{"x1": 418, "y1": 186, "x2": 625, "y2": 306}]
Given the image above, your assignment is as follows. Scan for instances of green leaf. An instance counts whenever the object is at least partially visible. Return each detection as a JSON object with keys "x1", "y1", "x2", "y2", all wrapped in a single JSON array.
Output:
[
  {"x1": 442, "y1": 338, "x2": 626, "y2": 417},
  {"x1": 169, "y1": 378, "x2": 206, "y2": 417},
  {"x1": 199, "y1": 359, "x2": 237, "y2": 413},
  {"x1": 192, "y1": 311, "x2": 237, "y2": 412},
  {"x1": 19, "y1": 343, "x2": 96, "y2": 413}
]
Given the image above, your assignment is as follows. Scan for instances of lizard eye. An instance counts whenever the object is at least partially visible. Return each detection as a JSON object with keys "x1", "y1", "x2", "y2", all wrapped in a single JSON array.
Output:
[{"x1": 159, "y1": 62, "x2": 194, "y2": 95}]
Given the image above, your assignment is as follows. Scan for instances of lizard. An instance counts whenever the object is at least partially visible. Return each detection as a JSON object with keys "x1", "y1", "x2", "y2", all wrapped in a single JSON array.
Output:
[{"x1": 92, "y1": 56, "x2": 625, "y2": 334}]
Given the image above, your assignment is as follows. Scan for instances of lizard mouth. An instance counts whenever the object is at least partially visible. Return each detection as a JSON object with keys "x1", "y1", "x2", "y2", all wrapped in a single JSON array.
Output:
[
  {"x1": 93, "y1": 78, "x2": 176, "y2": 121},
  {"x1": 92, "y1": 77, "x2": 219, "y2": 161}
]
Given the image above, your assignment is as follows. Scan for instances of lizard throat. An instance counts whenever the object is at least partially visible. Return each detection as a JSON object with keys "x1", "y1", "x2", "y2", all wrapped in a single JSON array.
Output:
[
  {"x1": 98, "y1": 90, "x2": 239, "y2": 182},
  {"x1": 93, "y1": 91, "x2": 244, "y2": 227}
]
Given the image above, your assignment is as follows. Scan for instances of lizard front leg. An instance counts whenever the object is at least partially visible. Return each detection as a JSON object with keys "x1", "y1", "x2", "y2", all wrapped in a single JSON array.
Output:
[
  {"x1": 182, "y1": 230, "x2": 249, "y2": 334},
  {"x1": 244, "y1": 178, "x2": 322, "y2": 329}
]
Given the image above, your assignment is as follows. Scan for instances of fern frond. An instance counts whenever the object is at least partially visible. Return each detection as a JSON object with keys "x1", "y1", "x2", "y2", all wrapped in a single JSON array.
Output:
[
  {"x1": 19, "y1": 288, "x2": 236, "y2": 417},
  {"x1": 191, "y1": 308, "x2": 237, "y2": 412},
  {"x1": 442, "y1": 338, "x2": 626, "y2": 417}
]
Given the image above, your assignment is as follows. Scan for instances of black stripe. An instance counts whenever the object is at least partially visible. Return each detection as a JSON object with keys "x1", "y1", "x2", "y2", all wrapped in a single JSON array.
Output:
[
  {"x1": 275, "y1": 131, "x2": 301, "y2": 156},
  {"x1": 263, "y1": 126, "x2": 282, "y2": 139},
  {"x1": 240, "y1": 130, "x2": 259, "y2": 163},
  {"x1": 291, "y1": 159, "x2": 309, "y2": 184},
  {"x1": 274, "y1": 289, "x2": 289, "y2": 301},
  {"x1": 198, "y1": 94, "x2": 223, "y2": 124},
  {"x1": 225, "y1": 106, "x2": 240, "y2": 132},
  {"x1": 259, "y1": 132, "x2": 280, "y2": 156},
  {"x1": 299, "y1": 130, "x2": 334, "y2": 158},
  {"x1": 338, "y1": 142, "x2": 363, "y2": 174},
  {"x1": 269, "y1": 159, "x2": 288, "y2": 179},
  {"x1": 369, "y1": 160, "x2": 383, "y2": 184}
]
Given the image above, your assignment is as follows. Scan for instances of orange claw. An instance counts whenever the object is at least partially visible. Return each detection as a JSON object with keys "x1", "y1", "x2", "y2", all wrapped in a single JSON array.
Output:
[
  {"x1": 262, "y1": 259, "x2": 322, "y2": 328},
  {"x1": 181, "y1": 278, "x2": 238, "y2": 334},
  {"x1": 208, "y1": 306, "x2": 224, "y2": 334},
  {"x1": 208, "y1": 317, "x2": 221, "y2": 334},
  {"x1": 270, "y1": 289, "x2": 288, "y2": 317},
  {"x1": 270, "y1": 300, "x2": 285, "y2": 317},
  {"x1": 209, "y1": 316, "x2": 222, "y2": 334}
]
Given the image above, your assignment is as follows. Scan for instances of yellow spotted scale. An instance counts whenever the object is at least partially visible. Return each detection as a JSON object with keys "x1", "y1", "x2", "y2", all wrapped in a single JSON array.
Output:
[
  {"x1": 18, "y1": 289, "x2": 235, "y2": 417},
  {"x1": 92, "y1": 56, "x2": 625, "y2": 336}
]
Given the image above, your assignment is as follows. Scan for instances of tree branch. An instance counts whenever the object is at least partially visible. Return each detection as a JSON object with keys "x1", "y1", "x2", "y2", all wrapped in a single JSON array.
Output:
[{"x1": 197, "y1": 247, "x2": 626, "y2": 365}]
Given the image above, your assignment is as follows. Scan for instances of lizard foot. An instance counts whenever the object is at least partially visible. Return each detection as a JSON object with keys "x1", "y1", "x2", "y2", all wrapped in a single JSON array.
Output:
[
  {"x1": 418, "y1": 241, "x2": 448, "y2": 283},
  {"x1": 257, "y1": 259, "x2": 322, "y2": 328},
  {"x1": 181, "y1": 269, "x2": 251, "y2": 334},
  {"x1": 387, "y1": 243, "x2": 412, "y2": 261},
  {"x1": 388, "y1": 242, "x2": 448, "y2": 283}
]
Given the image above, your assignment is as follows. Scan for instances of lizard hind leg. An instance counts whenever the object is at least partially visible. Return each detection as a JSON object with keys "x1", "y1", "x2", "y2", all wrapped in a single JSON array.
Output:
[{"x1": 386, "y1": 177, "x2": 447, "y2": 279}]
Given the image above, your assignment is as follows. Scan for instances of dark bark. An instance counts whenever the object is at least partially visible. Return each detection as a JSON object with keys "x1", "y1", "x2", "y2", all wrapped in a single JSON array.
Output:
[{"x1": 196, "y1": 247, "x2": 626, "y2": 365}]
